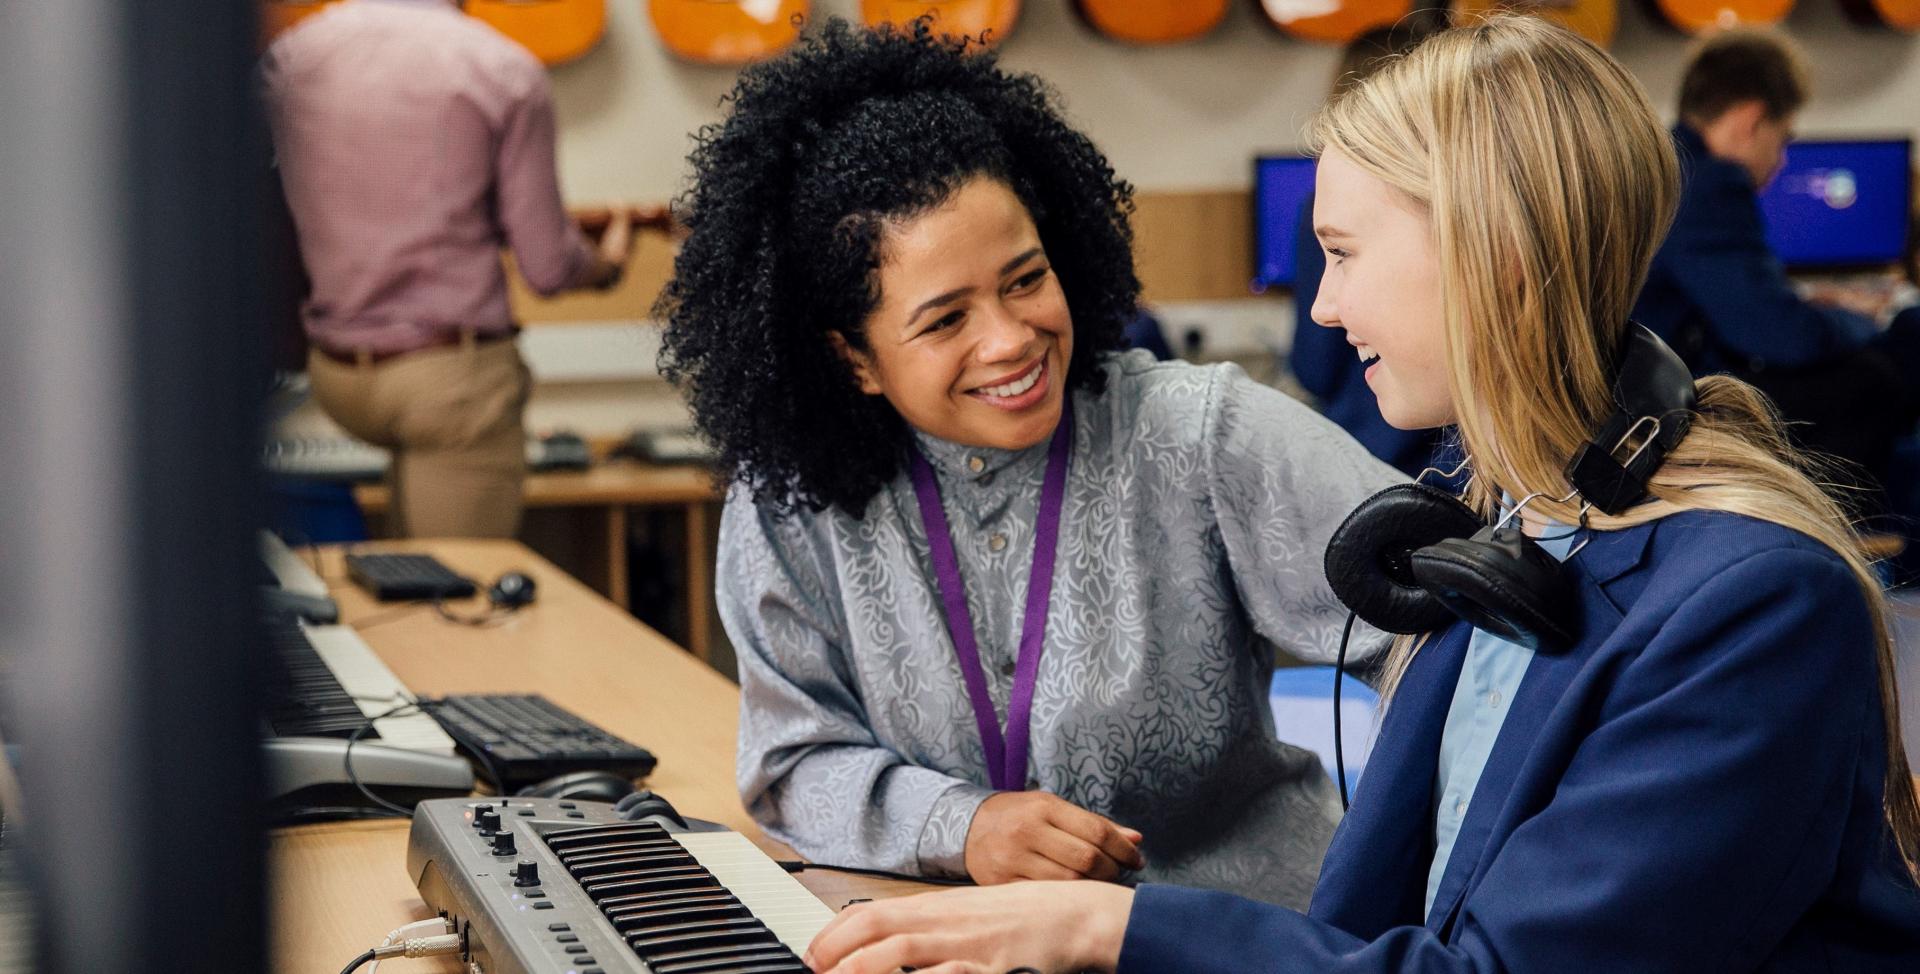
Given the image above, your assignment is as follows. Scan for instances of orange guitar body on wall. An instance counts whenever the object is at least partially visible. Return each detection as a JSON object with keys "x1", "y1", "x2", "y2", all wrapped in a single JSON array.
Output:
[
  {"x1": 650, "y1": 0, "x2": 810, "y2": 65},
  {"x1": 1840, "y1": 0, "x2": 1920, "y2": 30},
  {"x1": 1641, "y1": 0, "x2": 1793, "y2": 33},
  {"x1": 261, "y1": 0, "x2": 343, "y2": 45},
  {"x1": 1257, "y1": 0, "x2": 1413, "y2": 45},
  {"x1": 464, "y1": 0, "x2": 608, "y2": 66},
  {"x1": 1072, "y1": 0, "x2": 1228, "y2": 45},
  {"x1": 1450, "y1": 0, "x2": 1618, "y2": 46},
  {"x1": 859, "y1": 0, "x2": 1022, "y2": 46}
]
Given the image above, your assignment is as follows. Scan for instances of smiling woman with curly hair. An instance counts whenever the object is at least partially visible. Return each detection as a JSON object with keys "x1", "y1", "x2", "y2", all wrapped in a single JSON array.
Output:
[{"x1": 658, "y1": 18, "x2": 1399, "y2": 906}]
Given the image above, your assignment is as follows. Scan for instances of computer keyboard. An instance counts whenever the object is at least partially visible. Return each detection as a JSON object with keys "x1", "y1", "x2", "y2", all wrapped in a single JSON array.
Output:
[
  {"x1": 424, "y1": 693, "x2": 658, "y2": 789},
  {"x1": 344, "y1": 552, "x2": 477, "y2": 601}
]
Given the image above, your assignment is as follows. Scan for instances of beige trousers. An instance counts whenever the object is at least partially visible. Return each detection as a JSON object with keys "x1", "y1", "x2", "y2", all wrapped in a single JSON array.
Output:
[{"x1": 307, "y1": 337, "x2": 531, "y2": 539}]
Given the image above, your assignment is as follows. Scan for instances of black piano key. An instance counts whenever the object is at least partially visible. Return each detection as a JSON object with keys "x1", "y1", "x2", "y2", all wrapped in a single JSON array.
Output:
[
  {"x1": 560, "y1": 843, "x2": 688, "y2": 868},
  {"x1": 642, "y1": 941, "x2": 797, "y2": 970},
  {"x1": 650, "y1": 951, "x2": 809, "y2": 974},
  {"x1": 585, "y1": 867, "x2": 715, "y2": 900},
  {"x1": 605, "y1": 894, "x2": 741, "y2": 930},
  {"x1": 544, "y1": 823, "x2": 672, "y2": 851},
  {"x1": 596, "y1": 884, "x2": 731, "y2": 914},
  {"x1": 568, "y1": 852, "x2": 700, "y2": 880},
  {"x1": 610, "y1": 902, "x2": 751, "y2": 932},
  {"x1": 629, "y1": 920, "x2": 781, "y2": 956}
]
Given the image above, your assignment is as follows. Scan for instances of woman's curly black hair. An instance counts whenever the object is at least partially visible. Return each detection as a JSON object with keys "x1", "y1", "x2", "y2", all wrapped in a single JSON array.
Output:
[{"x1": 656, "y1": 17, "x2": 1139, "y2": 517}]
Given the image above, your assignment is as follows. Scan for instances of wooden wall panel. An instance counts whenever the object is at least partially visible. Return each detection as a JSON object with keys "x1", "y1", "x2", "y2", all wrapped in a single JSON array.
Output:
[
  {"x1": 1131, "y1": 189, "x2": 1255, "y2": 303},
  {"x1": 505, "y1": 189, "x2": 1258, "y2": 325}
]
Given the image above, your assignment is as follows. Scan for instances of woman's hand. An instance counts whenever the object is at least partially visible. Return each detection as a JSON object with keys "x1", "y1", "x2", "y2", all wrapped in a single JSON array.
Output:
[
  {"x1": 963, "y1": 792, "x2": 1145, "y2": 884},
  {"x1": 804, "y1": 880, "x2": 1135, "y2": 974}
]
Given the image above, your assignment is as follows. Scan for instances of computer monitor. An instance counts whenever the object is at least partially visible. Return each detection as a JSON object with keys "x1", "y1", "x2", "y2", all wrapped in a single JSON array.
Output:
[
  {"x1": 1252, "y1": 155, "x2": 1319, "y2": 291},
  {"x1": 1759, "y1": 139, "x2": 1912, "y2": 270}
]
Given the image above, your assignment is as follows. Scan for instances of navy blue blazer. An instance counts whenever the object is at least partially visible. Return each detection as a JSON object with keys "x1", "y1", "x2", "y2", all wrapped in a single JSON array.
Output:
[
  {"x1": 1291, "y1": 192, "x2": 1444, "y2": 478},
  {"x1": 1633, "y1": 125, "x2": 1877, "y2": 375},
  {"x1": 1120, "y1": 511, "x2": 1920, "y2": 972}
]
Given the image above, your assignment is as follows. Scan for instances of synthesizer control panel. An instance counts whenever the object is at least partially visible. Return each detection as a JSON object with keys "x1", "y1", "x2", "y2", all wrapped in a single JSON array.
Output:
[{"x1": 407, "y1": 796, "x2": 834, "y2": 974}]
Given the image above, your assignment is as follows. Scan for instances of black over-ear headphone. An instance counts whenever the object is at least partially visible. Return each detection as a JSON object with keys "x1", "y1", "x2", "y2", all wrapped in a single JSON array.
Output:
[
  {"x1": 1326, "y1": 323, "x2": 1696, "y2": 653},
  {"x1": 1323, "y1": 325, "x2": 1695, "y2": 808}
]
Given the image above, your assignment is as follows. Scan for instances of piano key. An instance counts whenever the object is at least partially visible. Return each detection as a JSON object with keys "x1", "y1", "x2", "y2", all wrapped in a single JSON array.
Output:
[
  {"x1": 652, "y1": 952, "x2": 809, "y2": 974},
  {"x1": 628, "y1": 918, "x2": 781, "y2": 954},
  {"x1": 675, "y1": 832, "x2": 835, "y2": 955}
]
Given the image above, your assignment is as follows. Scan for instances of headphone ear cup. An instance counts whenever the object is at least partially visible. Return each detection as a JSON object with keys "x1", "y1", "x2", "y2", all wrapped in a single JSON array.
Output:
[
  {"x1": 1409, "y1": 525, "x2": 1579, "y2": 651},
  {"x1": 1325, "y1": 483, "x2": 1486, "y2": 634}
]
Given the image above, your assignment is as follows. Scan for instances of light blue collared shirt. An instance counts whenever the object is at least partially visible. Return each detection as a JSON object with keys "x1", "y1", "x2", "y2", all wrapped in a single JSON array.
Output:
[{"x1": 1424, "y1": 518, "x2": 1578, "y2": 916}]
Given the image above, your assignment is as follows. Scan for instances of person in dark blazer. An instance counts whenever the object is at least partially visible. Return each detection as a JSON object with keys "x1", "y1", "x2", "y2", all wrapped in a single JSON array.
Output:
[
  {"x1": 801, "y1": 18, "x2": 1920, "y2": 973},
  {"x1": 1290, "y1": 19, "x2": 1447, "y2": 479},
  {"x1": 1633, "y1": 26, "x2": 1919, "y2": 503}
]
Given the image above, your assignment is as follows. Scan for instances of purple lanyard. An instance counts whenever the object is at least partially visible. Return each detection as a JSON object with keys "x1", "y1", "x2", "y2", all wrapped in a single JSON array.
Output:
[{"x1": 908, "y1": 405, "x2": 1073, "y2": 793}]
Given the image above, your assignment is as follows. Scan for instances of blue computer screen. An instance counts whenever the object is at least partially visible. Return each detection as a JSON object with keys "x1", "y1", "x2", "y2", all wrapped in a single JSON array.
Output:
[
  {"x1": 1253, "y1": 155, "x2": 1319, "y2": 289},
  {"x1": 1759, "y1": 139, "x2": 1911, "y2": 268}
]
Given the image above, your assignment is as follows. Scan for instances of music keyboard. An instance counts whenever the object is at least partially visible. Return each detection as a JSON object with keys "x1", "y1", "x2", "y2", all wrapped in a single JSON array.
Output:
[
  {"x1": 408, "y1": 796, "x2": 834, "y2": 973},
  {"x1": 265, "y1": 616, "x2": 456, "y2": 754}
]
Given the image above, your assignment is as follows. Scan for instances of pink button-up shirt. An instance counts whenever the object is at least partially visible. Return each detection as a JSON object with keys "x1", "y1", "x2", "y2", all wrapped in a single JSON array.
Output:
[{"x1": 262, "y1": 0, "x2": 599, "y2": 356}]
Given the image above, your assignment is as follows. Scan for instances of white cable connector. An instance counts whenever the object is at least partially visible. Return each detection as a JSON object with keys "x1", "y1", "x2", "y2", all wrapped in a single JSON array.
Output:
[
  {"x1": 372, "y1": 933, "x2": 462, "y2": 959},
  {"x1": 366, "y1": 918, "x2": 458, "y2": 973}
]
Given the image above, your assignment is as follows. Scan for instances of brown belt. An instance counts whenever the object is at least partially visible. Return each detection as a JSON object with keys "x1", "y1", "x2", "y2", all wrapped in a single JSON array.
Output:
[{"x1": 311, "y1": 328, "x2": 513, "y2": 367}]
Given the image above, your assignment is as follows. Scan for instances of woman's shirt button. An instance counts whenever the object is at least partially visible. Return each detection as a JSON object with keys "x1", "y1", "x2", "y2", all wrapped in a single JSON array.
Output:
[
  {"x1": 967, "y1": 455, "x2": 986, "y2": 473},
  {"x1": 988, "y1": 533, "x2": 1008, "y2": 553}
]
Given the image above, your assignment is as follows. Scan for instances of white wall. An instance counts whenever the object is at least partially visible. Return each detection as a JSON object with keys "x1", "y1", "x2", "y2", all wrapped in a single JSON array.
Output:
[
  {"x1": 546, "y1": 1, "x2": 1920, "y2": 202},
  {"x1": 346, "y1": 1, "x2": 1914, "y2": 442}
]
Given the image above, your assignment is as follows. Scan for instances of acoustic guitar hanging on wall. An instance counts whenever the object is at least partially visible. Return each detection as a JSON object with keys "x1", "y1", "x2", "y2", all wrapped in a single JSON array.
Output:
[
  {"x1": 1256, "y1": 0, "x2": 1413, "y2": 45},
  {"x1": 463, "y1": 0, "x2": 608, "y2": 66},
  {"x1": 859, "y1": 0, "x2": 1023, "y2": 47},
  {"x1": 1071, "y1": 0, "x2": 1229, "y2": 45},
  {"x1": 1450, "y1": 0, "x2": 1617, "y2": 46},
  {"x1": 1639, "y1": 0, "x2": 1793, "y2": 33},
  {"x1": 650, "y1": 0, "x2": 811, "y2": 64},
  {"x1": 1840, "y1": 0, "x2": 1920, "y2": 30},
  {"x1": 261, "y1": 0, "x2": 342, "y2": 45}
]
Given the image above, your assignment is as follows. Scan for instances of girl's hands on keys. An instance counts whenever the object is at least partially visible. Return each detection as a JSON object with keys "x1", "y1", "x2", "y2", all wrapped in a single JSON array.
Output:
[
  {"x1": 804, "y1": 880, "x2": 1135, "y2": 974},
  {"x1": 962, "y1": 792, "x2": 1145, "y2": 884}
]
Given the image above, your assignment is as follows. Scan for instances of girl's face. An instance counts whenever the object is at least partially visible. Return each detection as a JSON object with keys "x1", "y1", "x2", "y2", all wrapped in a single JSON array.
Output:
[
  {"x1": 1310, "y1": 149, "x2": 1455, "y2": 430},
  {"x1": 837, "y1": 176, "x2": 1073, "y2": 451}
]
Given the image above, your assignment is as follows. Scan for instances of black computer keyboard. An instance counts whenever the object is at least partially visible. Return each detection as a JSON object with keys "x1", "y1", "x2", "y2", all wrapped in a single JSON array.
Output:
[
  {"x1": 344, "y1": 552, "x2": 476, "y2": 601},
  {"x1": 423, "y1": 693, "x2": 657, "y2": 789}
]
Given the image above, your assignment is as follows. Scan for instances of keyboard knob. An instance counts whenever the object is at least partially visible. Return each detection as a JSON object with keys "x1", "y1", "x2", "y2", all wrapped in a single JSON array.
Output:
[
  {"x1": 471, "y1": 803, "x2": 494, "y2": 828},
  {"x1": 513, "y1": 859, "x2": 540, "y2": 888},
  {"x1": 491, "y1": 830, "x2": 517, "y2": 857},
  {"x1": 476, "y1": 810, "x2": 502, "y2": 834}
]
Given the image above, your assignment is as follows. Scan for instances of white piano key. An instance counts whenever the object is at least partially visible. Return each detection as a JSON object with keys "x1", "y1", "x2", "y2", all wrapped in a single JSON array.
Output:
[
  {"x1": 676, "y1": 832, "x2": 835, "y2": 954},
  {"x1": 303, "y1": 623, "x2": 456, "y2": 754}
]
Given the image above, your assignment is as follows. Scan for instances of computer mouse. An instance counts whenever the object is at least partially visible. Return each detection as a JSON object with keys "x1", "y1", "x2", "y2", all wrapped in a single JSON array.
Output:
[
  {"x1": 517, "y1": 769, "x2": 635, "y2": 803},
  {"x1": 488, "y1": 571, "x2": 536, "y2": 608}
]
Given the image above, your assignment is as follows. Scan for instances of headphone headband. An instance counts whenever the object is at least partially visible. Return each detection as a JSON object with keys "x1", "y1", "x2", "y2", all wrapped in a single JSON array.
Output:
[{"x1": 1563, "y1": 324, "x2": 1696, "y2": 515}]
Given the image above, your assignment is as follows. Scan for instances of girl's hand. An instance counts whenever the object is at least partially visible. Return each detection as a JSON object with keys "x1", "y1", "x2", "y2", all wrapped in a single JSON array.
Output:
[{"x1": 804, "y1": 880, "x2": 1135, "y2": 974}]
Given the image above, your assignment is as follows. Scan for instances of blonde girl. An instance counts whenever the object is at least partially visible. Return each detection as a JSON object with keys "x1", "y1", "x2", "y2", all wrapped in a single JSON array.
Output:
[{"x1": 802, "y1": 16, "x2": 1920, "y2": 973}]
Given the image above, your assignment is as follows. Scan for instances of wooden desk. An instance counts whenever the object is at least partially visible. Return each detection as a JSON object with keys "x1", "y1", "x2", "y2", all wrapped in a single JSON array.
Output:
[
  {"x1": 354, "y1": 459, "x2": 726, "y2": 662},
  {"x1": 271, "y1": 539, "x2": 934, "y2": 974}
]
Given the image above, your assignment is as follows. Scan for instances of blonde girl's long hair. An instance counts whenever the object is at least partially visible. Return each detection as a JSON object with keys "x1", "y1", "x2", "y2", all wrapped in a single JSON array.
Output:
[{"x1": 1308, "y1": 14, "x2": 1919, "y2": 881}]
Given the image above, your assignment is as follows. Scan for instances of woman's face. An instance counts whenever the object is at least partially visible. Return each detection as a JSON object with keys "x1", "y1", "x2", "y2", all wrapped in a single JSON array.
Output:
[
  {"x1": 1310, "y1": 149, "x2": 1455, "y2": 430},
  {"x1": 838, "y1": 176, "x2": 1073, "y2": 451}
]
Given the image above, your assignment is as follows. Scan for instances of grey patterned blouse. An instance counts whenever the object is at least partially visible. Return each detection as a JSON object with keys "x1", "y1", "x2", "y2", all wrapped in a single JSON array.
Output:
[{"x1": 720, "y1": 351, "x2": 1400, "y2": 908}]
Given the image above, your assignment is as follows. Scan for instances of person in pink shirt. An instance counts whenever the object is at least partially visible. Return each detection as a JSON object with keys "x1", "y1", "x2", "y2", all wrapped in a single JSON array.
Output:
[{"x1": 262, "y1": 0, "x2": 630, "y2": 537}]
